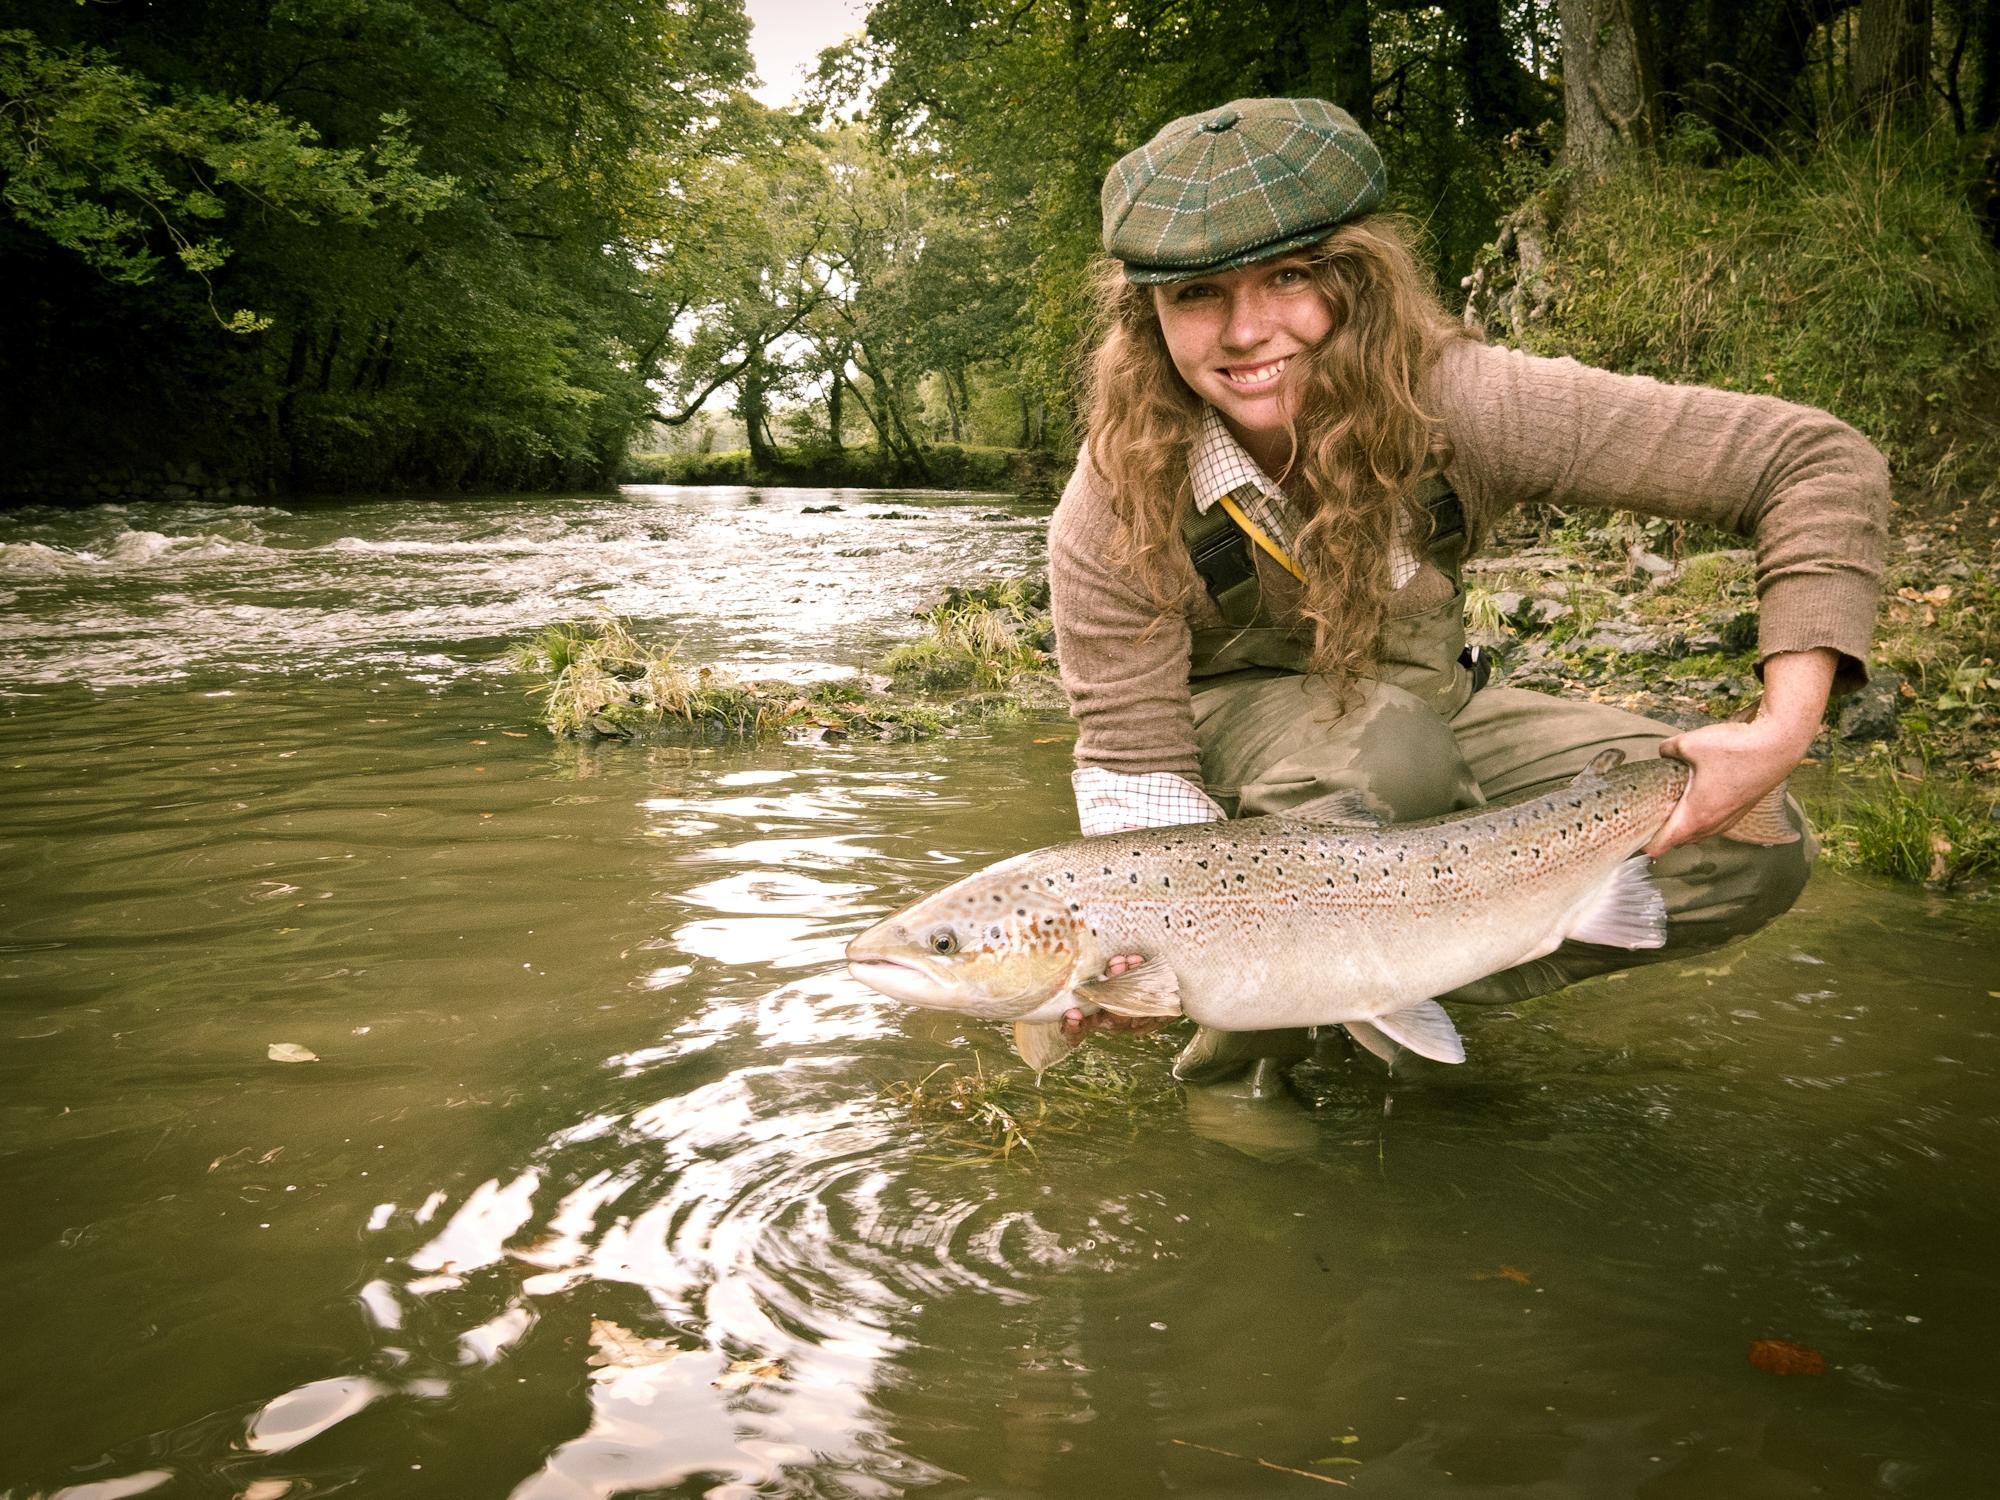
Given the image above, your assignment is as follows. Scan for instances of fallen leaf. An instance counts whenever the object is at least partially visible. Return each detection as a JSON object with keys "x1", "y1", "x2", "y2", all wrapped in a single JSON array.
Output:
[
  {"x1": 587, "y1": 1317, "x2": 685, "y2": 1375},
  {"x1": 713, "y1": 1358, "x2": 785, "y2": 1390},
  {"x1": 1748, "y1": 1338, "x2": 1826, "y2": 1376},
  {"x1": 1474, "y1": 1266, "x2": 1532, "y2": 1285},
  {"x1": 501, "y1": 730, "x2": 530, "y2": 737},
  {"x1": 470, "y1": 739, "x2": 488, "y2": 745},
  {"x1": 267, "y1": 1043, "x2": 318, "y2": 1064},
  {"x1": 1927, "y1": 831, "x2": 1954, "y2": 884}
]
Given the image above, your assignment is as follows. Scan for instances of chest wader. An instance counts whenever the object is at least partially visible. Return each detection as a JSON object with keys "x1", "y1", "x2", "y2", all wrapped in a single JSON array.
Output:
[
  {"x1": 1170, "y1": 478, "x2": 1491, "y2": 1089},
  {"x1": 1181, "y1": 477, "x2": 1488, "y2": 709}
]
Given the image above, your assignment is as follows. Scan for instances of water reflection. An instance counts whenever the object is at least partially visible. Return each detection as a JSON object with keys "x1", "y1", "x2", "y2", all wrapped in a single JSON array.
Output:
[{"x1": 4, "y1": 492, "x2": 1998, "y2": 1497}]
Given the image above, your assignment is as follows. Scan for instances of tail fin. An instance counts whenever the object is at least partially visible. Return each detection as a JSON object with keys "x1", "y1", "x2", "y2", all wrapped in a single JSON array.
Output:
[{"x1": 1720, "y1": 783, "x2": 1802, "y2": 846}]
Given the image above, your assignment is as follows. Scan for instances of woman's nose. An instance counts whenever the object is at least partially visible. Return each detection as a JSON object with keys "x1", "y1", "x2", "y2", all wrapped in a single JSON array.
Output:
[{"x1": 1219, "y1": 289, "x2": 1271, "y2": 352}]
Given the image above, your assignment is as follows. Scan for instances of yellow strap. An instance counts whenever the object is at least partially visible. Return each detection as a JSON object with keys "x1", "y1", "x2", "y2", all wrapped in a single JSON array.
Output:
[{"x1": 1213, "y1": 491, "x2": 1305, "y2": 583}]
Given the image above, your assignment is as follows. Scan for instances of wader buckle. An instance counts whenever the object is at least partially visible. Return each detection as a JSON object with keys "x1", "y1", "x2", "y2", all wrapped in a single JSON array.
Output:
[{"x1": 1189, "y1": 525, "x2": 1257, "y2": 600}]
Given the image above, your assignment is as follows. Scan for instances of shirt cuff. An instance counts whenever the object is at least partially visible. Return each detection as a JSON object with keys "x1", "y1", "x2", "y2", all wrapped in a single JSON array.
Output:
[{"x1": 1072, "y1": 767, "x2": 1227, "y2": 837}]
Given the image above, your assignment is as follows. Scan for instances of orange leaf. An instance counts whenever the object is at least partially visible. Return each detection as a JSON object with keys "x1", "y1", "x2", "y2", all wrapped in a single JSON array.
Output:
[
  {"x1": 1474, "y1": 1265, "x2": 1532, "y2": 1285},
  {"x1": 1748, "y1": 1338, "x2": 1825, "y2": 1376}
]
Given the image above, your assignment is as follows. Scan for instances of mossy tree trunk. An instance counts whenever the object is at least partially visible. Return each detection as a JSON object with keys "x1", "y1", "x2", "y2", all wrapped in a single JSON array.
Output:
[{"x1": 1559, "y1": 0, "x2": 1663, "y2": 185}]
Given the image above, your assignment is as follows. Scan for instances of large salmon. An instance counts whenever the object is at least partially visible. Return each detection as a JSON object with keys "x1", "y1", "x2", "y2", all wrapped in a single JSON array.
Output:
[{"x1": 844, "y1": 751, "x2": 1797, "y2": 1072}]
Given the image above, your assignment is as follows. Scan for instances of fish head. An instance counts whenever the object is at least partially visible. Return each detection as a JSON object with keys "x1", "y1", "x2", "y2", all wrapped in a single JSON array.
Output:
[{"x1": 845, "y1": 861, "x2": 1082, "y2": 1021}]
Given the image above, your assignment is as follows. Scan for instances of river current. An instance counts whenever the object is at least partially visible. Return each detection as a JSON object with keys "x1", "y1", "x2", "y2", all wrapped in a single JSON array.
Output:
[{"x1": 1, "y1": 487, "x2": 1995, "y2": 1498}]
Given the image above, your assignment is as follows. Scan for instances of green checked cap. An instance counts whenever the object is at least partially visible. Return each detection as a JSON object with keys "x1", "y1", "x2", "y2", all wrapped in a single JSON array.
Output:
[{"x1": 1101, "y1": 98, "x2": 1386, "y2": 284}]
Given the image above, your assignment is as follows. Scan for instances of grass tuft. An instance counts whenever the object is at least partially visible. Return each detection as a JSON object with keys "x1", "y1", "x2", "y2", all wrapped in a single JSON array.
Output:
[{"x1": 1820, "y1": 766, "x2": 2000, "y2": 888}]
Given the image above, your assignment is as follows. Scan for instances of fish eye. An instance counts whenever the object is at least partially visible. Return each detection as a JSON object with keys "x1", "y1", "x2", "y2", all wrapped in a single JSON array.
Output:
[{"x1": 928, "y1": 928, "x2": 959, "y2": 956}]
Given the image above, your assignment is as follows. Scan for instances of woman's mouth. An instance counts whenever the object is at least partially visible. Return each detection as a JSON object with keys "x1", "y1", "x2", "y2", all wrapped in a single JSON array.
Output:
[{"x1": 1220, "y1": 357, "x2": 1287, "y2": 393}]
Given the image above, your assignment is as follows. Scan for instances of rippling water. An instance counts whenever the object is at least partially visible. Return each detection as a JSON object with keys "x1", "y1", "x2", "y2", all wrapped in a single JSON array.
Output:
[{"x1": 2, "y1": 490, "x2": 1996, "y2": 1499}]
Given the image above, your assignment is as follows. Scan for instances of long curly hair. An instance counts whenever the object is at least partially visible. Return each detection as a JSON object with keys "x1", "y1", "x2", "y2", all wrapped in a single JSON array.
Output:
[{"x1": 1078, "y1": 213, "x2": 1469, "y2": 690}]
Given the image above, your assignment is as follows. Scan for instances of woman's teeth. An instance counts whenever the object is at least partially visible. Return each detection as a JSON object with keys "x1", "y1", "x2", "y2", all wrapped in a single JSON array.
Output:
[{"x1": 1222, "y1": 358, "x2": 1286, "y2": 391}]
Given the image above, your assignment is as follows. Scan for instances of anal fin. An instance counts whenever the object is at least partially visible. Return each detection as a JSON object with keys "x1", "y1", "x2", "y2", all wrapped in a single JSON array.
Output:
[
  {"x1": 1013, "y1": 1020, "x2": 1080, "y2": 1078},
  {"x1": 1368, "y1": 999, "x2": 1466, "y2": 1064},
  {"x1": 1343, "y1": 1019, "x2": 1402, "y2": 1067}
]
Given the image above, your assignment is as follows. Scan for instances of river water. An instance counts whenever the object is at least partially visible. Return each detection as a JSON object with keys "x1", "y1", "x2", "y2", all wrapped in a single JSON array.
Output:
[{"x1": 1, "y1": 488, "x2": 1995, "y2": 1499}]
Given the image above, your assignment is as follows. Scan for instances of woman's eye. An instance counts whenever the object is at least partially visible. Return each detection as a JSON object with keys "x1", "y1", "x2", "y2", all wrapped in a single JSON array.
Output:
[
  {"x1": 1174, "y1": 283, "x2": 1216, "y2": 302},
  {"x1": 929, "y1": 929, "x2": 959, "y2": 955}
]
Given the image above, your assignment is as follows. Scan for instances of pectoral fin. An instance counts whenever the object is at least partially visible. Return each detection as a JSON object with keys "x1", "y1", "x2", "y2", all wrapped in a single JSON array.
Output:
[
  {"x1": 1368, "y1": 999, "x2": 1466, "y2": 1064},
  {"x1": 1073, "y1": 958, "x2": 1183, "y2": 1019},
  {"x1": 1565, "y1": 855, "x2": 1669, "y2": 949},
  {"x1": 1343, "y1": 1019, "x2": 1402, "y2": 1067},
  {"x1": 1013, "y1": 1020, "x2": 1080, "y2": 1077}
]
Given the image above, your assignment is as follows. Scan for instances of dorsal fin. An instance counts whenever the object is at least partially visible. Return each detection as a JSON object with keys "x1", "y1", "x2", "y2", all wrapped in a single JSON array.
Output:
[
  {"x1": 1572, "y1": 748, "x2": 1627, "y2": 787},
  {"x1": 1279, "y1": 788, "x2": 1388, "y2": 828}
]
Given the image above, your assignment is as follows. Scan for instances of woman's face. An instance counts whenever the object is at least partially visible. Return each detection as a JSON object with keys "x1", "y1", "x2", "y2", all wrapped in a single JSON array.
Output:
[{"x1": 1150, "y1": 252, "x2": 1333, "y2": 471}]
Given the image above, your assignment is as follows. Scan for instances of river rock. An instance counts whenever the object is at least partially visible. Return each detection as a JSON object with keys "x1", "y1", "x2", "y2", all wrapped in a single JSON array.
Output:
[
  {"x1": 1583, "y1": 619, "x2": 1671, "y2": 653},
  {"x1": 1837, "y1": 671, "x2": 1905, "y2": 744}
]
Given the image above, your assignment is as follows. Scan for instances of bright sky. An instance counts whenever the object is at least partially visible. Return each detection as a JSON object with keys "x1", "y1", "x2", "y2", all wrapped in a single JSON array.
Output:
[{"x1": 742, "y1": 0, "x2": 867, "y2": 106}]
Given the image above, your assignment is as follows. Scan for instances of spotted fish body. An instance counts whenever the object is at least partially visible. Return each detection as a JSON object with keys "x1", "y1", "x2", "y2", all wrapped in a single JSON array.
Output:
[{"x1": 845, "y1": 753, "x2": 1796, "y2": 1071}]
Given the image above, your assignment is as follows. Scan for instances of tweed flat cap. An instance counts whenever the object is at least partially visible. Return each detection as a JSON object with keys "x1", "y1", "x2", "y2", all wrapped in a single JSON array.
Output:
[{"x1": 1101, "y1": 97, "x2": 1386, "y2": 284}]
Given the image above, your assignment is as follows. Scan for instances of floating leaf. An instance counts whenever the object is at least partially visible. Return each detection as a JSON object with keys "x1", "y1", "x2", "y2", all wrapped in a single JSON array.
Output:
[
  {"x1": 586, "y1": 1318, "x2": 683, "y2": 1372},
  {"x1": 713, "y1": 1357, "x2": 785, "y2": 1390},
  {"x1": 1748, "y1": 1337, "x2": 1826, "y2": 1375},
  {"x1": 266, "y1": 1043, "x2": 318, "y2": 1064},
  {"x1": 1474, "y1": 1266, "x2": 1532, "y2": 1285}
]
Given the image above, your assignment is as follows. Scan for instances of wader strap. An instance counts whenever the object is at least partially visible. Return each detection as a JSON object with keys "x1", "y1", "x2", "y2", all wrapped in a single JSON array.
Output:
[{"x1": 1182, "y1": 473, "x2": 1471, "y2": 629}]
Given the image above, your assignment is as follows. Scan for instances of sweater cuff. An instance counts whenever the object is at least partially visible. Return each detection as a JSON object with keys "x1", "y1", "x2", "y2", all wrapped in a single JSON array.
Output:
[{"x1": 1756, "y1": 571, "x2": 1880, "y2": 693}]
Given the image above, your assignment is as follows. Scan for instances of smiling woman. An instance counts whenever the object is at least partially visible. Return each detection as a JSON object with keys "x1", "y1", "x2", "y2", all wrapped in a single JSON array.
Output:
[{"x1": 1049, "y1": 95, "x2": 1890, "y2": 1088}]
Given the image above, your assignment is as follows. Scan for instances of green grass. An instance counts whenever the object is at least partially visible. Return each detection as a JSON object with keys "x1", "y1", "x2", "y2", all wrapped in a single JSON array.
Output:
[
  {"x1": 876, "y1": 1047, "x2": 1176, "y2": 1163},
  {"x1": 882, "y1": 576, "x2": 1054, "y2": 693},
  {"x1": 1518, "y1": 122, "x2": 2000, "y2": 487},
  {"x1": 1819, "y1": 765, "x2": 2000, "y2": 888},
  {"x1": 507, "y1": 578, "x2": 1060, "y2": 742}
]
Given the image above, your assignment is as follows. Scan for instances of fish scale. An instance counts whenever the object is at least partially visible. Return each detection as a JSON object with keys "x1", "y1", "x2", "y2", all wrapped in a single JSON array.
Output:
[{"x1": 846, "y1": 754, "x2": 1788, "y2": 1070}]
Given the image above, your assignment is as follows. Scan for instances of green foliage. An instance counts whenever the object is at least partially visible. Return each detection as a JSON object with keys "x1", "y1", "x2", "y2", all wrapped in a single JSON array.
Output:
[
  {"x1": 620, "y1": 443, "x2": 1020, "y2": 490},
  {"x1": 1520, "y1": 125, "x2": 2000, "y2": 478},
  {"x1": 4, "y1": 1, "x2": 754, "y2": 492},
  {"x1": 0, "y1": 29, "x2": 452, "y2": 330}
]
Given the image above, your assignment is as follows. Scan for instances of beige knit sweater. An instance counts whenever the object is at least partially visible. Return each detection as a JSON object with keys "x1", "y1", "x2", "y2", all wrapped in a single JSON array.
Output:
[{"x1": 1049, "y1": 338, "x2": 1890, "y2": 783}]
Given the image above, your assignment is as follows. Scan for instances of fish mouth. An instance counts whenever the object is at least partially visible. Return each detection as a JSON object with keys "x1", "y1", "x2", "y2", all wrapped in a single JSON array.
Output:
[{"x1": 845, "y1": 952, "x2": 953, "y2": 1007}]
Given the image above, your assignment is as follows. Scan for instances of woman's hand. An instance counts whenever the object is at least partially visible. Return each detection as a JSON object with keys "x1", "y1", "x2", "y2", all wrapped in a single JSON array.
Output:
[{"x1": 1646, "y1": 649, "x2": 1836, "y2": 855}]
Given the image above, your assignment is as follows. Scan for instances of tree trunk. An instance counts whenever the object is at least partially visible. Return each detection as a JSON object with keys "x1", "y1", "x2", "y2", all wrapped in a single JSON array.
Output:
[
  {"x1": 825, "y1": 356, "x2": 846, "y2": 451},
  {"x1": 1852, "y1": 0, "x2": 1934, "y2": 122},
  {"x1": 1979, "y1": 0, "x2": 1999, "y2": 131},
  {"x1": 1559, "y1": 0, "x2": 1661, "y2": 183},
  {"x1": 1328, "y1": 0, "x2": 1374, "y2": 131},
  {"x1": 739, "y1": 353, "x2": 776, "y2": 470},
  {"x1": 1444, "y1": 0, "x2": 1544, "y2": 137}
]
